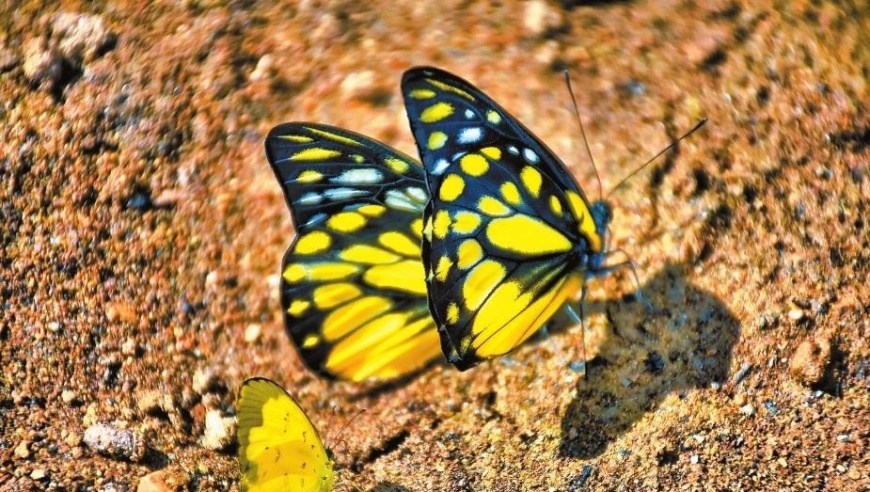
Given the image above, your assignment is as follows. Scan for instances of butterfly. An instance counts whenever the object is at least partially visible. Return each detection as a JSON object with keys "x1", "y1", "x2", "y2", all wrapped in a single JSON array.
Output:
[
  {"x1": 401, "y1": 66, "x2": 615, "y2": 371},
  {"x1": 237, "y1": 377, "x2": 334, "y2": 492},
  {"x1": 265, "y1": 123, "x2": 442, "y2": 382}
]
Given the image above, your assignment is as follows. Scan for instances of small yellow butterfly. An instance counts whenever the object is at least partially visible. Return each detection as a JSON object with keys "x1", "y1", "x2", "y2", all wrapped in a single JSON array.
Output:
[{"x1": 237, "y1": 377, "x2": 334, "y2": 492}]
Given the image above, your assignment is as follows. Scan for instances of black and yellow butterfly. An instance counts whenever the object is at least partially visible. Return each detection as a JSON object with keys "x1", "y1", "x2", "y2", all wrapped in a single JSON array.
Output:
[
  {"x1": 402, "y1": 67, "x2": 615, "y2": 370},
  {"x1": 237, "y1": 377, "x2": 334, "y2": 492},
  {"x1": 266, "y1": 123, "x2": 442, "y2": 382}
]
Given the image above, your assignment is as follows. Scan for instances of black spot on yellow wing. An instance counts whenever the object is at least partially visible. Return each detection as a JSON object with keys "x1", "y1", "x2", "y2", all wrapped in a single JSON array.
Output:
[
  {"x1": 266, "y1": 123, "x2": 441, "y2": 382},
  {"x1": 402, "y1": 67, "x2": 613, "y2": 370}
]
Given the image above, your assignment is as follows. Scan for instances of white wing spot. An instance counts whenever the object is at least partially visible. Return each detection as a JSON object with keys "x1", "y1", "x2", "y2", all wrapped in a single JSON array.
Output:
[
  {"x1": 385, "y1": 189, "x2": 422, "y2": 211},
  {"x1": 457, "y1": 127, "x2": 483, "y2": 144},
  {"x1": 324, "y1": 187, "x2": 367, "y2": 200},
  {"x1": 298, "y1": 192, "x2": 323, "y2": 205},
  {"x1": 507, "y1": 145, "x2": 519, "y2": 155},
  {"x1": 523, "y1": 148, "x2": 539, "y2": 164},
  {"x1": 332, "y1": 168, "x2": 383, "y2": 184},
  {"x1": 464, "y1": 109, "x2": 475, "y2": 119},
  {"x1": 432, "y1": 159, "x2": 450, "y2": 176},
  {"x1": 406, "y1": 186, "x2": 428, "y2": 203}
]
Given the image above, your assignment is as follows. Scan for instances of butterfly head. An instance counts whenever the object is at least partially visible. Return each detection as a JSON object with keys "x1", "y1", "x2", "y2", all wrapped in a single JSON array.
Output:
[{"x1": 588, "y1": 199, "x2": 612, "y2": 270}]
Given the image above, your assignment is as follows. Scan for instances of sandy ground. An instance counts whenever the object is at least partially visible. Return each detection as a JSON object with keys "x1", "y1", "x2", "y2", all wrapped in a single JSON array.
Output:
[{"x1": 1, "y1": 0, "x2": 868, "y2": 490}]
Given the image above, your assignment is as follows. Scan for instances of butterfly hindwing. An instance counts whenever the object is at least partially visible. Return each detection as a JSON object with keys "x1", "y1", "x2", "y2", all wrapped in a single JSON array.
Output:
[
  {"x1": 401, "y1": 67, "x2": 611, "y2": 370},
  {"x1": 237, "y1": 377, "x2": 334, "y2": 492},
  {"x1": 266, "y1": 123, "x2": 442, "y2": 382}
]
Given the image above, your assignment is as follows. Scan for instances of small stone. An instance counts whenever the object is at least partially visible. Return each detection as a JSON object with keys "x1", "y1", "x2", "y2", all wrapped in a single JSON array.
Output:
[
  {"x1": 523, "y1": 0, "x2": 562, "y2": 37},
  {"x1": 339, "y1": 70, "x2": 379, "y2": 101},
  {"x1": 790, "y1": 337, "x2": 832, "y2": 387},
  {"x1": 83, "y1": 423, "x2": 146, "y2": 462},
  {"x1": 788, "y1": 308, "x2": 806, "y2": 321},
  {"x1": 200, "y1": 409, "x2": 235, "y2": 450},
  {"x1": 61, "y1": 389, "x2": 77, "y2": 404},
  {"x1": 23, "y1": 38, "x2": 62, "y2": 85},
  {"x1": 740, "y1": 403, "x2": 755, "y2": 416},
  {"x1": 733, "y1": 362, "x2": 752, "y2": 384},
  {"x1": 52, "y1": 12, "x2": 113, "y2": 64},
  {"x1": 192, "y1": 367, "x2": 217, "y2": 394},
  {"x1": 30, "y1": 469, "x2": 48, "y2": 480},
  {"x1": 244, "y1": 323, "x2": 261, "y2": 343},
  {"x1": 249, "y1": 54, "x2": 274, "y2": 82},
  {"x1": 137, "y1": 467, "x2": 191, "y2": 492},
  {"x1": 690, "y1": 455, "x2": 700, "y2": 464},
  {"x1": 14, "y1": 440, "x2": 30, "y2": 459}
]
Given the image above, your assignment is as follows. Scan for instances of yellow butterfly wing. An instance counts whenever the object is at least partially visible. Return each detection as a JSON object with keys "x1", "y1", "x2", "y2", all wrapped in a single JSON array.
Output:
[{"x1": 237, "y1": 378, "x2": 334, "y2": 492}]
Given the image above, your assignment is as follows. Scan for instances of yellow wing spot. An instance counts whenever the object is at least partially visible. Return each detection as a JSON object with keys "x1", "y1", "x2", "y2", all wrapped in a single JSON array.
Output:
[
  {"x1": 290, "y1": 147, "x2": 342, "y2": 161},
  {"x1": 439, "y1": 174, "x2": 465, "y2": 202},
  {"x1": 410, "y1": 88, "x2": 436, "y2": 99},
  {"x1": 287, "y1": 299, "x2": 311, "y2": 316},
  {"x1": 379, "y1": 231, "x2": 420, "y2": 257},
  {"x1": 456, "y1": 239, "x2": 483, "y2": 269},
  {"x1": 277, "y1": 134, "x2": 313, "y2": 143},
  {"x1": 566, "y1": 191, "x2": 602, "y2": 252},
  {"x1": 351, "y1": 154, "x2": 365, "y2": 163},
  {"x1": 460, "y1": 153, "x2": 489, "y2": 177},
  {"x1": 486, "y1": 110, "x2": 502, "y2": 124},
  {"x1": 313, "y1": 283, "x2": 362, "y2": 309},
  {"x1": 411, "y1": 218, "x2": 424, "y2": 238},
  {"x1": 283, "y1": 262, "x2": 360, "y2": 283},
  {"x1": 462, "y1": 259, "x2": 507, "y2": 312},
  {"x1": 384, "y1": 157, "x2": 409, "y2": 174},
  {"x1": 322, "y1": 296, "x2": 392, "y2": 340},
  {"x1": 474, "y1": 276, "x2": 581, "y2": 357},
  {"x1": 306, "y1": 126, "x2": 362, "y2": 146},
  {"x1": 296, "y1": 170, "x2": 323, "y2": 183},
  {"x1": 486, "y1": 214, "x2": 571, "y2": 255},
  {"x1": 339, "y1": 244, "x2": 401, "y2": 264},
  {"x1": 500, "y1": 182, "x2": 521, "y2": 206},
  {"x1": 358, "y1": 204, "x2": 387, "y2": 217},
  {"x1": 520, "y1": 166, "x2": 542, "y2": 197},
  {"x1": 477, "y1": 196, "x2": 512, "y2": 217},
  {"x1": 426, "y1": 78, "x2": 475, "y2": 101},
  {"x1": 480, "y1": 146, "x2": 502, "y2": 160},
  {"x1": 302, "y1": 332, "x2": 321, "y2": 348},
  {"x1": 549, "y1": 195, "x2": 563, "y2": 217},
  {"x1": 435, "y1": 255, "x2": 453, "y2": 282},
  {"x1": 364, "y1": 260, "x2": 427, "y2": 295},
  {"x1": 294, "y1": 231, "x2": 332, "y2": 255},
  {"x1": 445, "y1": 302, "x2": 460, "y2": 324},
  {"x1": 422, "y1": 216, "x2": 433, "y2": 241},
  {"x1": 327, "y1": 211, "x2": 367, "y2": 233},
  {"x1": 420, "y1": 102, "x2": 454, "y2": 123},
  {"x1": 428, "y1": 131, "x2": 448, "y2": 150},
  {"x1": 432, "y1": 209, "x2": 452, "y2": 239},
  {"x1": 452, "y1": 211, "x2": 481, "y2": 235}
]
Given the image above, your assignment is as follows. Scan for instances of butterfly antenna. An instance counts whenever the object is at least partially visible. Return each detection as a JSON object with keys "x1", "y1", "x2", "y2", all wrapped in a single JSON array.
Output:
[
  {"x1": 606, "y1": 118, "x2": 707, "y2": 200},
  {"x1": 564, "y1": 70, "x2": 603, "y2": 200},
  {"x1": 327, "y1": 407, "x2": 367, "y2": 453}
]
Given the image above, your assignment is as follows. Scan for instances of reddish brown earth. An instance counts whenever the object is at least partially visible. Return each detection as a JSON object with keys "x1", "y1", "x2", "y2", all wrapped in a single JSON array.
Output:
[{"x1": 1, "y1": 1, "x2": 867, "y2": 490}]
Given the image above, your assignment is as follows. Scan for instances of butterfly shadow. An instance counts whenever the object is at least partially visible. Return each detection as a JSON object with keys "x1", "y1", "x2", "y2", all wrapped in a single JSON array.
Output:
[{"x1": 557, "y1": 262, "x2": 741, "y2": 459}]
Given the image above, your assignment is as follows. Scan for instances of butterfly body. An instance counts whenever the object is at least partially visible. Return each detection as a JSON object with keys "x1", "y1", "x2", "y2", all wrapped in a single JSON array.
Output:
[{"x1": 402, "y1": 67, "x2": 613, "y2": 370}]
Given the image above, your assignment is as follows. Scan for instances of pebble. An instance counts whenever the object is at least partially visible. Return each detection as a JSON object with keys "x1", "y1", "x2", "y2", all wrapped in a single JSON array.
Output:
[
  {"x1": 740, "y1": 403, "x2": 756, "y2": 416},
  {"x1": 22, "y1": 39, "x2": 62, "y2": 85},
  {"x1": 200, "y1": 409, "x2": 236, "y2": 450},
  {"x1": 192, "y1": 367, "x2": 217, "y2": 394},
  {"x1": 30, "y1": 469, "x2": 48, "y2": 480},
  {"x1": 52, "y1": 12, "x2": 113, "y2": 64},
  {"x1": 83, "y1": 423, "x2": 146, "y2": 462},
  {"x1": 137, "y1": 467, "x2": 191, "y2": 492},
  {"x1": 244, "y1": 323, "x2": 261, "y2": 343},
  {"x1": 61, "y1": 389, "x2": 77, "y2": 404},
  {"x1": 14, "y1": 440, "x2": 30, "y2": 459},
  {"x1": 733, "y1": 362, "x2": 752, "y2": 384},
  {"x1": 789, "y1": 337, "x2": 831, "y2": 387}
]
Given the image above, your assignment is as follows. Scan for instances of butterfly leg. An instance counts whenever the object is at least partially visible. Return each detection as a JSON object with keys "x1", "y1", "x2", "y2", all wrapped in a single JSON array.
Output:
[
  {"x1": 598, "y1": 249, "x2": 661, "y2": 314},
  {"x1": 563, "y1": 286, "x2": 588, "y2": 376}
]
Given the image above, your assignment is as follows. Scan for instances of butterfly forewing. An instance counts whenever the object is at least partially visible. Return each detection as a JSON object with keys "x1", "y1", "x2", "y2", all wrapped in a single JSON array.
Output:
[
  {"x1": 266, "y1": 123, "x2": 441, "y2": 382},
  {"x1": 402, "y1": 67, "x2": 609, "y2": 370}
]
